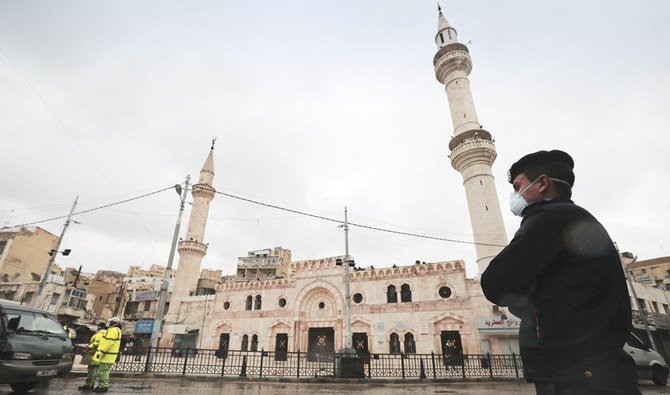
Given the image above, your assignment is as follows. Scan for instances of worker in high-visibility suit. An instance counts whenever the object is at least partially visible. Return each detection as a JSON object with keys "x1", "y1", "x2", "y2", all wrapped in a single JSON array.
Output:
[
  {"x1": 90, "y1": 317, "x2": 122, "y2": 393},
  {"x1": 78, "y1": 322, "x2": 107, "y2": 391}
]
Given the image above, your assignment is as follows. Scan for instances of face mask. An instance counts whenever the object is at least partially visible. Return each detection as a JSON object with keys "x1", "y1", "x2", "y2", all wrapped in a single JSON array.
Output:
[
  {"x1": 509, "y1": 177, "x2": 541, "y2": 217},
  {"x1": 509, "y1": 177, "x2": 572, "y2": 217}
]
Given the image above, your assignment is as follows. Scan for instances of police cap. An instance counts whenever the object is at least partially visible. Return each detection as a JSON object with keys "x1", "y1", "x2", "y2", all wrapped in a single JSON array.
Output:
[{"x1": 508, "y1": 150, "x2": 574, "y2": 183}]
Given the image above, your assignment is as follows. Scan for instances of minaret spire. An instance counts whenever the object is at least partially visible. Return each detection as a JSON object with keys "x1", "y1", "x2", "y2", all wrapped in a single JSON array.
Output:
[{"x1": 433, "y1": 9, "x2": 507, "y2": 277}]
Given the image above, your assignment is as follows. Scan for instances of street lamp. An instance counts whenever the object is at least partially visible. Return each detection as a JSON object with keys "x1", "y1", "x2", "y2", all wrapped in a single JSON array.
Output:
[
  {"x1": 149, "y1": 176, "x2": 190, "y2": 354},
  {"x1": 33, "y1": 197, "x2": 78, "y2": 308}
]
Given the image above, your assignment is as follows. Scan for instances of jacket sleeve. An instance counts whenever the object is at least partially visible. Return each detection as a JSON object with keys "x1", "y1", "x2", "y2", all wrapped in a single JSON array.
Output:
[{"x1": 480, "y1": 207, "x2": 564, "y2": 307}]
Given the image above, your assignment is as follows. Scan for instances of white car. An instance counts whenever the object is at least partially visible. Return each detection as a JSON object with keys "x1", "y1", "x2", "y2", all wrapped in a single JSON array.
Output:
[{"x1": 625, "y1": 332, "x2": 669, "y2": 386}]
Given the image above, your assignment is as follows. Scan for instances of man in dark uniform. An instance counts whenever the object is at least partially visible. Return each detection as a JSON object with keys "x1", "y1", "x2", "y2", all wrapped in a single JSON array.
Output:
[{"x1": 481, "y1": 150, "x2": 639, "y2": 395}]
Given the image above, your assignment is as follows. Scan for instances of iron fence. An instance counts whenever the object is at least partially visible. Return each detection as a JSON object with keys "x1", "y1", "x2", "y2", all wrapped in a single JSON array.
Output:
[{"x1": 111, "y1": 347, "x2": 523, "y2": 380}]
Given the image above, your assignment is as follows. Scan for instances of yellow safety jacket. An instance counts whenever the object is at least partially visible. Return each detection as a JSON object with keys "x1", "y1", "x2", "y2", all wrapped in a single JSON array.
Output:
[
  {"x1": 93, "y1": 326, "x2": 121, "y2": 364},
  {"x1": 89, "y1": 329, "x2": 107, "y2": 350}
]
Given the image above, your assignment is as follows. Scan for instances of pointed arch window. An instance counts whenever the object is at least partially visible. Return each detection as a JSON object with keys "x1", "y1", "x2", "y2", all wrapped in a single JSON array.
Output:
[
  {"x1": 400, "y1": 283, "x2": 412, "y2": 302},
  {"x1": 387, "y1": 285, "x2": 397, "y2": 303},
  {"x1": 251, "y1": 334, "x2": 259, "y2": 351},
  {"x1": 241, "y1": 334, "x2": 249, "y2": 351},
  {"x1": 389, "y1": 332, "x2": 401, "y2": 354},
  {"x1": 404, "y1": 333, "x2": 416, "y2": 354},
  {"x1": 245, "y1": 295, "x2": 252, "y2": 311},
  {"x1": 255, "y1": 295, "x2": 262, "y2": 310}
]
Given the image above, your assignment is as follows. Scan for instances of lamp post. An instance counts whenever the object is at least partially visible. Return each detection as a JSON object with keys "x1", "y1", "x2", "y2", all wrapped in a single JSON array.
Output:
[
  {"x1": 149, "y1": 176, "x2": 190, "y2": 353},
  {"x1": 617, "y1": 244, "x2": 657, "y2": 350},
  {"x1": 33, "y1": 196, "x2": 77, "y2": 308}
]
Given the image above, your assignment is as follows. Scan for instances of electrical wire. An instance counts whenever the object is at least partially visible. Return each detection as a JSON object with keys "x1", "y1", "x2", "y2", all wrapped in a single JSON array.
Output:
[
  {"x1": 1, "y1": 186, "x2": 175, "y2": 230},
  {"x1": 215, "y1": 190, "x2": 506, "y2": 248}
]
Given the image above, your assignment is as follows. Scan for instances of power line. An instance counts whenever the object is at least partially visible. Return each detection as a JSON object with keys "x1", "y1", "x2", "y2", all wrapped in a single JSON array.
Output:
[
  {"x1": 1, "y1": 186, "x2": 175, "y2": 230},
  {"x1": 215, "y1": 190, "x2": 506, "y2": 248}
]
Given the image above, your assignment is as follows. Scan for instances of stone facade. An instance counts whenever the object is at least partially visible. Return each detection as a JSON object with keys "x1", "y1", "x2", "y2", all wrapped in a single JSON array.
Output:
[
  {"x1": 0, "y1": 226, "x2": 58, "y2": 283},
  {"x1": 164, "y1": 255, "x2": 515, "y2": 356}
]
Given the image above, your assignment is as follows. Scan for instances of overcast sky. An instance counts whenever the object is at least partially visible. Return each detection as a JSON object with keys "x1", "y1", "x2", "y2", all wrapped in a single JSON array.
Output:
[{"x1": 1, "y1": 1, "x2": 668, "y2": 279}]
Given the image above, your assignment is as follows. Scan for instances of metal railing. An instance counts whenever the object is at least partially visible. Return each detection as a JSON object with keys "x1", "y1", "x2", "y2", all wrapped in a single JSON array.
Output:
[{"x1": 110, "y1": 347, "x2": 523, "y2": 380}]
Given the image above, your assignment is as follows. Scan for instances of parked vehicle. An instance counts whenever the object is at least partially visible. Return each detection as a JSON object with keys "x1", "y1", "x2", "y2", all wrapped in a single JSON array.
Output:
[
  {"x1": 0, "y1": 300, "x2": 74, "y2": 393},
  {"x1": 625, "y1": 332, "x2": 669, "y2": 386}
]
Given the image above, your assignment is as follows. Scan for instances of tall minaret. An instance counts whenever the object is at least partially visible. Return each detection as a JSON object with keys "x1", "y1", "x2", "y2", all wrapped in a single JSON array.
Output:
[
  {"x1": 165, "y1": 142, "x2": 216, "y2": 322},
  {"x1": 433, "y1": 6, "x2": 507, "y2": 276}
]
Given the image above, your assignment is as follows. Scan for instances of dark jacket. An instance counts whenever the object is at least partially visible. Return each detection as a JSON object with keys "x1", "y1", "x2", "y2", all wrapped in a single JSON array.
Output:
[{"x1": 481, "y1": 198, "x2": 638, "y2": 393}]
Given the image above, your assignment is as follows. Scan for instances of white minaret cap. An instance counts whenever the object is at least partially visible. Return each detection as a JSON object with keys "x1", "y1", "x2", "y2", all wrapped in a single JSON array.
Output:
[
  {"x1": 436, "y1": 5, "x2": 459, "y2": 48},
  {"x1": 198, "y1": 140, "x2": 216, "y2": 184}
]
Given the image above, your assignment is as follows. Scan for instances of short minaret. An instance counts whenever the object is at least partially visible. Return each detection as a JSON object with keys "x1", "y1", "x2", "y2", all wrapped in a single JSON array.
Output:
[
  {"x1": 165, "y1": 143, "x2": 216, "y2": 322},
  {"x1": 433, "y1": 6, "x2": 507, "y2": 276}
]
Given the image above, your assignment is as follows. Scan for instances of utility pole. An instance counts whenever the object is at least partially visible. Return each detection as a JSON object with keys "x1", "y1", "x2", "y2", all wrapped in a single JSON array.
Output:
[
  {"x1": 616, "y1": 242, "x2": 657, "y2": 350},
  {"x1": 33, "y1": 196, "x2": 78, "y2": 308},
  {"x1": 149, "y1": 175, "x2": 190, "y2": 352},
  {"x1": 343, "y1": 206, "x2": 352, "y2": 350}
]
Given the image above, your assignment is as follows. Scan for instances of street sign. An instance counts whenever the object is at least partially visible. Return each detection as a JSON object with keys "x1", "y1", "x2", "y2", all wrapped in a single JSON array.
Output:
[{"x1": 134, "y1": 320, "x2": 154, "y2": 333}]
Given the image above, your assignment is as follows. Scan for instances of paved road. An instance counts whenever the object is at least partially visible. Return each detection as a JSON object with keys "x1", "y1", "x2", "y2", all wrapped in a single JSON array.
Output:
[{"x1": 1, "y1": 376, "x2": 668, "y2": 394}]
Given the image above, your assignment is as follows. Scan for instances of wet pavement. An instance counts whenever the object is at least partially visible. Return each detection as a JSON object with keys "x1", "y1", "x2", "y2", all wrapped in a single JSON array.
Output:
[{"x1": 1, "y1": 376, "x2": 669, "y2": 395}]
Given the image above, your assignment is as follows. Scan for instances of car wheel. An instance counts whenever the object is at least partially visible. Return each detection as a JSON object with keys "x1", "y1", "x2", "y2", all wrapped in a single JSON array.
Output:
[
  {"x1": 10, "y1": 381, "x2": 38, "y2": 393},
  {"x1": 652, "y1": 365, "x2": 668, "y2": 386}
]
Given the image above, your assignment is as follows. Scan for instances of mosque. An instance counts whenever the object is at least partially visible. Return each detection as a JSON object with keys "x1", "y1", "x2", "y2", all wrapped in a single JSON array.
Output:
[{"x1": 159, "y1": 8, "x2": 518, "y2": 358}]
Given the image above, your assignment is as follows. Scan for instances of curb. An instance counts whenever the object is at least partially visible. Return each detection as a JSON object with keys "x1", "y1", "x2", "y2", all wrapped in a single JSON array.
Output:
[{"x1": 65, "y1": 371, "x2": 526, "y2": 384}]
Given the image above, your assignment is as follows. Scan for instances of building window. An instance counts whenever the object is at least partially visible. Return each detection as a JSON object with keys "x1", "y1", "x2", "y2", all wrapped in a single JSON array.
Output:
[
  {"x1": 439, "y1": 33, "x2": 444, "y2": 44},
  {"x1": 0, "y1": 241, "x2": 6, "y2": 255},
  {"x1": 352, "y1": 293, "x2": 363, "y2": 304},
  {"x1": 387, "y1": 285, "x2": 397, "y2": 303},
  {"x1": 439, "y1": 286, "x2": 452, "y2": 299},
  {"x1": 400, "y1": 284, "x2": 412, "y2": 302},
  {"x1": 245, "y1": 296, "x2": 252, "y2": 311},
  {"x1": 278, "y1": 298, "x2": 286, "y2": 308},
  {"x1": 255, "y1": 295, "x2": 262, "y2": 310},
  {"x1": 223, "y1": 301, "x2": 230, "y2": 310},
  {"x1": 318, "y1": 302, "x2": 325, "y2": 309},
  {"x1": 251, "y1": 334, "x2": 259, "y2": 352},
  {"x1": 404, "y1": 333, "x2": 416, "y2": 354},
  {"x1": 143, "y1": 301, "x2": 151, "y2": 311},
  {"x1": 241, "y1": 334, "x2": 249, "y2": 351},
  {"x1": 389, "y1": 333, "x2": 401, "y2": 354}
]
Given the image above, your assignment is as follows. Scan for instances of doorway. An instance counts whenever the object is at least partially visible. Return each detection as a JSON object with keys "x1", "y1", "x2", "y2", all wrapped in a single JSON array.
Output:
[
  {"x1": 275, "y1": 333, "x2": 288, "y2": 361},
  {"x1": 308, "y1": 327, "x2": 334, "y2": 362},
  {"x1": 352, "y1": 332, "x2": 370, "y2": 364},
  {"x1": 441, "y1": 330, "x2": 463, "y2": 368}
]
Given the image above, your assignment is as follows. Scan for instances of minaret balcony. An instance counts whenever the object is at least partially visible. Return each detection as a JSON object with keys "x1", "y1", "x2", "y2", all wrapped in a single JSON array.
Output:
[
  {"x1": 191, "y1": 183, "x2": 216, "y2": 200},
  {"x1": 433, "y1": 43, "x2": 472, "y2": 82},
  {"x1": 178, "y1": 239, "x2": 208, "y2": 257},
  {"x1": 449, "y1": 136, "x2": 497, "y2": 172}
]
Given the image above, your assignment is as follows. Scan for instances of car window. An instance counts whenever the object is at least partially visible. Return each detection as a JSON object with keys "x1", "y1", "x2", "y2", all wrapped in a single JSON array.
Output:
[
  {"x1": 627, "y1": 333, "x2": 648, "y2": 350},
  {"x1": 4, "y1": 309, "x2": 65, "y2": 334}
]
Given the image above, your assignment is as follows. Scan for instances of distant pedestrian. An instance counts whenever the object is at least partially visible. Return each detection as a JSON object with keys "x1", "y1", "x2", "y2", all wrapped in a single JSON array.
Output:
[
  {"x1": 90, "y1": 317, "x2": 122, "y2": 393},
  {"x1": 481, "y1": 150, "x2": 639, "y2": 394},
  {"x1": 134, "y1": 337, "x2": 144, "y2": 361},
  {"x1": 78, "y1": 322, "x2": 107, "y2": 391}
]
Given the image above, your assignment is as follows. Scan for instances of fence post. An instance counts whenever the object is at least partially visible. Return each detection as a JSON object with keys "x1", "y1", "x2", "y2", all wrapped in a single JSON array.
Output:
[
  {"x1": 332, "y1": 352, "x2": 337, "y2": 377},
  {"x1": 367, "y1": 356, "x2": 371, "y2": 378},
  {"x1": 487, "y1": 352, "x2": 493, "y2": 378},
  {"x1": 430, "y1": 352, "x2": 436, "y2": 379},
  {"x1": 401, "y1": 353, "x2": 405, "y2": 380},
  {"x1": 259, "y1": 349, "x2": 265, "y2": 378},
  {"x1": 182, "y1": 348, "x2": 189, "y2": 376},
  {"x1": 461, "y1": 355, "x2": 466, "y2": 379},
  {"x1": 512, "y1": 352, "x2": 519, "y2": 377},
  {"x1": 221, "y1": 352, "x2": 226, "y2": 377},
  {"x1": 419, "y1": 357, "x2": 426, "y2": 379},
  {"x1": 297, "y1": 349, "x2": 300, "y2": 378},
  {"x1": 144, "y1": 346, "x2": 152, "y2": 373},
  {"x1": 240, "y1": 355, "x2": 248, "y2": 377}
]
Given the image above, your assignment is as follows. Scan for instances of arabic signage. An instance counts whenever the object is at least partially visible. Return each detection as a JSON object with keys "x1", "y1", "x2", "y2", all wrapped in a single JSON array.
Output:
[
  {"x1": 134, "y1": 320, "x2": 154, "y2": 334},
  {"x1": 134, "y1": 291, "x2": 158, "y2": 301},
  {"x1": 476, "y1": 317, "x2": 521, "y2": 334}
]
